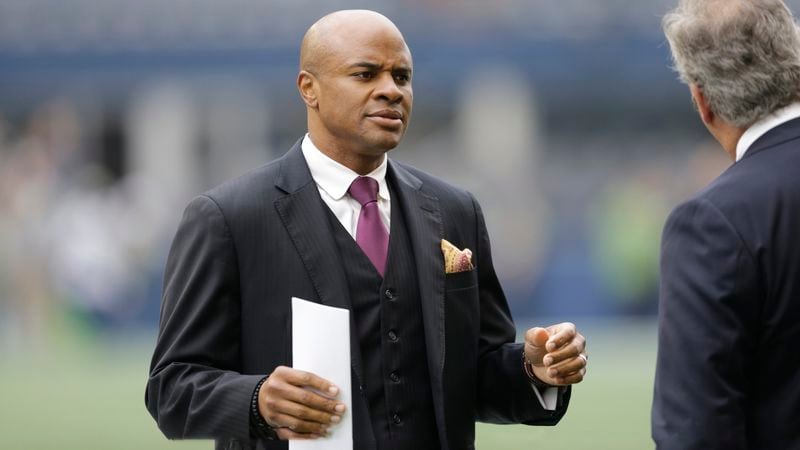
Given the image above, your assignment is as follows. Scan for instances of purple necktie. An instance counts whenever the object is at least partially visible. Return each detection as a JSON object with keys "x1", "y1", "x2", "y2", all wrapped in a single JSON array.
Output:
[{"x1": 348, "y1": 176, "x2": 389, "y2": 276}]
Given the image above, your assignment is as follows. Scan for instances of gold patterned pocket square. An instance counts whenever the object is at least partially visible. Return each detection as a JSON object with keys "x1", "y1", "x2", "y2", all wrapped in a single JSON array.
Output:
[{"x1": 441, "y1": 239, "x2": 474, "y2": 274}]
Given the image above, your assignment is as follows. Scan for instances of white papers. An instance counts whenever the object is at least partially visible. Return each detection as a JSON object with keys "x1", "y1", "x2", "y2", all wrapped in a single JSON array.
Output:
[{"x1": 290, "y1": 297, "x2": 352, "y2": 450}]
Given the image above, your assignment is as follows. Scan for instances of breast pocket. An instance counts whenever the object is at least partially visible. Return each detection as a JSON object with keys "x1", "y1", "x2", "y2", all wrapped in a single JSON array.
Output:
[
  {"x1": 444, "y1": 268, "x2": 479, "y2": 336},
  {"x1": 445, "y1": 269, "x2": 478, "y2": 292},
  {"x1": 443, "y1": 269, "x2": 480, "y2": 379}
]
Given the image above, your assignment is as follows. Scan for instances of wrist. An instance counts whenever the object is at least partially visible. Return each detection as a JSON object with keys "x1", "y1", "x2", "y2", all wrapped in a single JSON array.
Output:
[
  {"x1": 250, "y1": 376, "x2": 277, "y2": 440},
  {"x1": 522, "y1": 353, "x2": 555, "y2": 389}
]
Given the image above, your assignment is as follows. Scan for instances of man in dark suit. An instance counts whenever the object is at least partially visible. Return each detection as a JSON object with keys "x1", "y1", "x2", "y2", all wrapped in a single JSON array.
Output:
[
  {"x1": 653, "y1": 1, "x2": 800, "y2": 448},
  {"x1": 146, "y1": 10, "x2": 588, "y2": 449}
]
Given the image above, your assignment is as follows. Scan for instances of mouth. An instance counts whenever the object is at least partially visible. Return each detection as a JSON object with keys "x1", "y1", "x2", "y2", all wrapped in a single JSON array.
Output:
[{"x1": 366, "y1": 109, "x2": 404, "y2": 129}]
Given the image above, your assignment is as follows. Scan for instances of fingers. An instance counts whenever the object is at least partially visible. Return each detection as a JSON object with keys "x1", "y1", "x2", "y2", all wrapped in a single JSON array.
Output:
[
  {"x1": 543, "y1": 334, "x2": 585, "y2": 366},
  {"x1": 526, "y1": 322, "x2": 589, "y2": 386},
  {"x1": 545, "y1": 322, "x2": 576, "y2": 352},
  {"x1": 268, "y1": 366, "x2": 344, "y2": 411},
  {"x1": 275, "y1": 427, "x2": 325, "y2": 440},
  {"x1": 258, "y1": 366, "x2": 347, "y2": 440},
  {"x1": 525, "y1": 327, "x2": 549, "y2": 348},
  {"x1": 546, "y1": 353, "x2": 587, "y2": 379},
  {"x1": 261, "y1": 379, "x2": 344, "y2": 423},
  {"x1": 279, "y1": 366, "x2": 340, "y2": 397},
  {"x1": 267, "y1": 411, "x2": 330, "y2": 435},
  {"x1": 523, "y1": 327, "x2": 550, "y2": 366},
  {"x1": 541, "y1": 323, "x2": 585, "y2": 364},
  {"x1": 280, "y1": 383, "x2": 345, "y2": 416},
  {"x1": 549, "y1": 366, "x2": 586, "y2": 385},
  {"x1": 534, "y1": 351, "x2": 587, "y2": 386},
  {"x1": 274, "y1": 398, "x2": 342, "y2": 426}
]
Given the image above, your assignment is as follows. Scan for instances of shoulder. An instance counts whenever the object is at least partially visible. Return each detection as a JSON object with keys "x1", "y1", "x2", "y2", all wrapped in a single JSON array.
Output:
[
  {"x1": 204, "y1": 158, "x2": 283, "y2": 206},
  {"x1": 172, "y1": 149, "x2": 295, "y2": 234},
  {"x1": 391, "y1": 160, "x2": 478, "y2": 211},
  {"x1": 196, "y1": 144, "x2": 307, "y2": 222},
  {"x1": 662, "y1": 154, "x2": 783, "y2": 262},
  {"x1": 663, "y1": 194, "x2": 736, "y2": 247},
  {"x1": 669, "y1": 143, "x2": 799, "y2": 241},
  {"x1": 664, "y1": 171, "x2": 746, "y2": 252},
  {"x1": 703, "y1": 137, "x2": 800, "y2": 211}
]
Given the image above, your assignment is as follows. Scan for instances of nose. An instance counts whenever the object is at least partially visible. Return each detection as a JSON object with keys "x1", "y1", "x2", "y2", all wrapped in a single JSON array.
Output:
[{"x1": 374, "y1": 73, "x2": 404, "y2": 103}]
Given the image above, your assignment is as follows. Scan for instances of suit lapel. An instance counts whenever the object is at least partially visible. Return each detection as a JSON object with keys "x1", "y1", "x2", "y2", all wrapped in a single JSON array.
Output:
[
  {"x1": 273, "y1": 142, "x2": 364, "y2": 385},
  {"x1": 388, "y1": 161, "x2": 447, "y2": 417}
]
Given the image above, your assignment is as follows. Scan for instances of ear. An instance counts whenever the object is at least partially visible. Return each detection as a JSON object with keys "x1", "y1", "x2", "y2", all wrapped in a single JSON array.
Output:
[
  {"x1": 297, "y1": 71, "x2": 319, "y2": 109},
  {"x1": 690, "y1": 84, "x2": 714, "y2": 126}
]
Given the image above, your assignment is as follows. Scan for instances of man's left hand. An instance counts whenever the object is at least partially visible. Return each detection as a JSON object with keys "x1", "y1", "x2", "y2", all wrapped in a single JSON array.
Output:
[{"x1": 523, "y1": 322, "x2": 587, "y2": 386}]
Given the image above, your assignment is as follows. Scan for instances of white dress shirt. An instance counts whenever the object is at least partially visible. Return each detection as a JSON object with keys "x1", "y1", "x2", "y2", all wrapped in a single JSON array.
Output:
[
  {"x1": 300, "y1": 133, "x2": 558, "y2": 411},
  {"x1": 736, "y1": 102, "x2": 800, "y2": 161},
  {"x1": 301, "y1": 134, "x2": 391, "y2": 237}
]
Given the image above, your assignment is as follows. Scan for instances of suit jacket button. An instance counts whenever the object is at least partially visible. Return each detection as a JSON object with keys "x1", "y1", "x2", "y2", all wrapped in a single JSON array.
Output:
[
  {"x1": 385, "y1": 289, "x2": 394, "y2": 299},
  {"x1": 387, "y1": 330, "x2": 398, "y2": 342},
  {"x1": 389, "y1": 372, "x2": 400, "y2": 383},
  {"x1": 392, "y1": 413, "x2": 402, "y2": 425}
]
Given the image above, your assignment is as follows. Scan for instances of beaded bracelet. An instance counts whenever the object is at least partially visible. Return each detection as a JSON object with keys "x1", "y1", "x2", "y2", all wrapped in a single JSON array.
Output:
[{"x1": 250, "y1": 376, "x2": 278, "y2": 440}]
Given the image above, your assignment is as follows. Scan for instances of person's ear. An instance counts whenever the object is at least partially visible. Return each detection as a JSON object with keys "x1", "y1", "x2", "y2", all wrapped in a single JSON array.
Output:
[
  {"x1": 297, "y1": 71, "x2": 319, "y2": 109},
  {"x1": 690, "y1": 84, "x2": 714, "y2": 126}
]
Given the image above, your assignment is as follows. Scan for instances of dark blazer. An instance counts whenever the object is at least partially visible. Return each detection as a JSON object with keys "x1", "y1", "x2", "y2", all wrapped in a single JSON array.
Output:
[
  {"x1": 146, "y1": 140, "x2": 569, "y2": 450},
  {"x1": 652, "y1": 118, "x2": 800, "y2": 449}
]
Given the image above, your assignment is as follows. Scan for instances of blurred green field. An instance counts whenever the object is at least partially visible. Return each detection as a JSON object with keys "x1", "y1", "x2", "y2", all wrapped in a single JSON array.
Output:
[{"x1": 0, "y1": 319, "x2": 656, "y2": 450}]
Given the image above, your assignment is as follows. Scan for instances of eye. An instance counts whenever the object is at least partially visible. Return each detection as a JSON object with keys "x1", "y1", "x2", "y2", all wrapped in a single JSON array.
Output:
[
  {"x1": 353, "y1": 72, "x2": 375, "y2": 80},
  {"x1": 393, "y1": 72, "x2": 411, "y2": 83}
]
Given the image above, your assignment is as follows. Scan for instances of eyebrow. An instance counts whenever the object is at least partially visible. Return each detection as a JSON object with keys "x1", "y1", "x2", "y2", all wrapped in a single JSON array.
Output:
[
  {"x1": 348, "y1": 62, "x2": 381, "y2": 71},
  {"x1": 347, "y1": 61, "x2": 413, "y2": 74}
]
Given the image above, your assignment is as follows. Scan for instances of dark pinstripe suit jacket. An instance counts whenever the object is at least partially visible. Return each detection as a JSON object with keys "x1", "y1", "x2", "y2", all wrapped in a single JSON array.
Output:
[
  {"x1": 653, "y1": 118, "x2": 800, "y2": 449},
  {"x1": 145, "y1": 140, "x2": 569, "y2": 450}
]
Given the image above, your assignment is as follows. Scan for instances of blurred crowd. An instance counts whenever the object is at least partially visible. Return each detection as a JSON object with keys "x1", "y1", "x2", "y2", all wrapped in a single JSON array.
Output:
[
  {"x1": 0, "y1": 81, "x2": 728, "y2": 354},
  {"x1": 0, "y1": 0, "x2": 691, "y2": 53}
]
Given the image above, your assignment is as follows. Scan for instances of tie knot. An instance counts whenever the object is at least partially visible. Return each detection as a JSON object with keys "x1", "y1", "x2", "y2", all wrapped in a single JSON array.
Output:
[{"x1": 348, "y1": 176, "x2": 379, "y2": 206}]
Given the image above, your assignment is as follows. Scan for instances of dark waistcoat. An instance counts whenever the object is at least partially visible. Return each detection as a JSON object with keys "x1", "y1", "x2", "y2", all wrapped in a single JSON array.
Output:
[{"x1": 324, "y1": 183, "x2": 440, "y2": 450}]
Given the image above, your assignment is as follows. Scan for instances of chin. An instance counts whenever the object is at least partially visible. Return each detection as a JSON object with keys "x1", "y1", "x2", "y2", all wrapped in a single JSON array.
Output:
[{"x1": 371, "y1": 133, "x2": 404, "y2": 152}]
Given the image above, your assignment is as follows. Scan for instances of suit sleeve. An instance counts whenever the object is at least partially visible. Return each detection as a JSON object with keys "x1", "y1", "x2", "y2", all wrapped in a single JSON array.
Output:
[
  {"x1": 145, "y1": 195, "x2": 263, "y2": 441},
  {"x1": 470, "y1": 195, "x2": 571, "y2": 425},
  {"x1": 652, "y1": 198, "x2": 759, "y2": 449}
]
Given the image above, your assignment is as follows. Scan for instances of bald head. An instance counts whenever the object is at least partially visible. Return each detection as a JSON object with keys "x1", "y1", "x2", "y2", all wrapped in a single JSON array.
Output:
[{"x1": 300, "y1": 10, "x2": 409, "y2": 75}]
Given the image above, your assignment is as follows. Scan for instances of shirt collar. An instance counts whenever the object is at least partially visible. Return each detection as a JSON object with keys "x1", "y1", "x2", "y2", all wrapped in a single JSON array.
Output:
[
  {"x1": 736, "y1": 102, "x2": 800, "y2": 161},
  {"x1": 301, "y1": 133, "x2": 389, "y2": 201}
]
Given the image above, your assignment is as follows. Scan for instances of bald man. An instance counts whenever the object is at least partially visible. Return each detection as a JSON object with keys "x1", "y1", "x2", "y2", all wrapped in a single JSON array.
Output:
[{"x1": 146, "y1": 10, "x2": 586, "y2": 450}]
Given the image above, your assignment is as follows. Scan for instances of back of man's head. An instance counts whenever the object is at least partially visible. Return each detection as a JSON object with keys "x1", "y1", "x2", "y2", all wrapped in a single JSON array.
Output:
[{"x1": 664, "y1": 0, "x2": 800, "y2": 128}]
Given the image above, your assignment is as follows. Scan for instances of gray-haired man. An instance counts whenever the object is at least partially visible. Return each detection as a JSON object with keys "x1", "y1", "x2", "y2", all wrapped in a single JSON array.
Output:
[{"x1": 654, "y1": 0, "x2": 800, "y2": 448}]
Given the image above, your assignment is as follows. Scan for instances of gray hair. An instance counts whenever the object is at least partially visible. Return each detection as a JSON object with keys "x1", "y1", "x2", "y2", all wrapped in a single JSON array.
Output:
[{"x1": 663, "y1": 0, "x2": 800, "y2": 127}]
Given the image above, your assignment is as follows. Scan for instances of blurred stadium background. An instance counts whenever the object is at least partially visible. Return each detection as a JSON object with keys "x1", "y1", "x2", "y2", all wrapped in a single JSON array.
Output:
[{"x1": 1, "y1": 0, "x2": 778, "y2": 448}]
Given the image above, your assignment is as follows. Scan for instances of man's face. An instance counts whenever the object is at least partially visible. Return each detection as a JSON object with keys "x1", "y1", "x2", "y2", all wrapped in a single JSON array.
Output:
[{"x1": 311, "y1": 27, "x2": 413, "y2": 158}]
